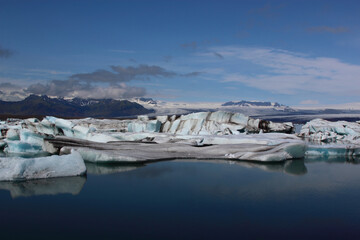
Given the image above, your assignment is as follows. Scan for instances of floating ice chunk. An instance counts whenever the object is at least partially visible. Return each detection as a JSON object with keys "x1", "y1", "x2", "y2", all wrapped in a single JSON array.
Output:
[
  {"x1": 0, "y1": 151, "x2": 86, "y2": 181},
  {"x1": 268, "y1": 122, "x2": 294, "y2": 133},
  {"x1": 300, "y1": 119, "x2": 360, "y2": 144},
  {"x1": 49, "y1": 136, "x2": 306, "y2": 163}
]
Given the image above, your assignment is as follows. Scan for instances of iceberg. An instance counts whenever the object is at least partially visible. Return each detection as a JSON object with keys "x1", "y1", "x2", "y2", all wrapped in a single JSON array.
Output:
[
  {"x1": 47, "y1": 136, "x2": 306, "y2": 163},
  {"x1": 160, "y1": 111, "x2": 293, "y2": 135},
  {"x1": 300, "y1": 119, "x2": 360, "y2": 144},
  {"x1": 0, "y1": 151, "x2": 86, "y2": 181}
]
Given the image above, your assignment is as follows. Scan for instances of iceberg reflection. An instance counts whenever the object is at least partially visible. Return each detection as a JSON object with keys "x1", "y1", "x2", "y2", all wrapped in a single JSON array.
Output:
[
  {"x1": 175, "y1": 159, "x2": 307, "y2": 176},
  {"x1": 230, "y1": 159, "x2": 307, "y2": 176},
  {"x1": 0, "y1": 176, "x2": 86, "y2": 198},
  {"x1": 86, "y1": 162, "x2": 144, "y2": 175},
  {"x1": 305, "y1": 155, "x2": 360, "y2": 164}
]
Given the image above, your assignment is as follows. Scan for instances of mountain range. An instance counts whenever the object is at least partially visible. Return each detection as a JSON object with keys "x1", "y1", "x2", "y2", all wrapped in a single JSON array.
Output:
[{"x1": 0, "y1": 95, "x2": 154, "y2": 118}]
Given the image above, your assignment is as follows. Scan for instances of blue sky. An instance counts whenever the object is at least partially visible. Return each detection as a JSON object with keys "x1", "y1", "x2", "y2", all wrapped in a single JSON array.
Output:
[{"x1": 1, "y1": 0, "x2": 360, "y2": 106}]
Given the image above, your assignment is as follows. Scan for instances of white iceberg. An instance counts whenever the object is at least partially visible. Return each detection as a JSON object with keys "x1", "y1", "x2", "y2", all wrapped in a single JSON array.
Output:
[
  {"x1": 300, "y1": 119, "x2": 360, "y2": 144},
  {"x1": 0, "y1": 151, "x2": 86, "y2": 181}
]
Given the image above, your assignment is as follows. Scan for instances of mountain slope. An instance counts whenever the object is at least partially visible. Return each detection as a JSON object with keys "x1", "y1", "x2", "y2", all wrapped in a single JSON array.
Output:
[{"x1": 0, "y1": 95, "x2": 154, "y2": 118}]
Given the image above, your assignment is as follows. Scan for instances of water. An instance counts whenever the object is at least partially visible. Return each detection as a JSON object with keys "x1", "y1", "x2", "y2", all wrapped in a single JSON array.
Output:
[{"x1": 1, "y1": 158, "x2": 360, "y2": 239}]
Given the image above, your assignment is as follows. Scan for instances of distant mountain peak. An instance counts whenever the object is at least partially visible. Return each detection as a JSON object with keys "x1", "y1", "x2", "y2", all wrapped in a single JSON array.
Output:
[
  {"x1": 222, "y1": 100, "x2": 285, "y2": 108},
  {"x1": 133, "y1": 97, "x2": 157, "y2": 105}
]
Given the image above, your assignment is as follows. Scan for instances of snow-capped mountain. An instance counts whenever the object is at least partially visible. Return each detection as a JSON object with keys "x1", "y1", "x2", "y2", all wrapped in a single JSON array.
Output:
[
  {"x1": 222, "y1": 100, "x2": 284, "y2": 108},
  {"x1": 131, "y1": 98, "x2": 295, "y2": 116}
]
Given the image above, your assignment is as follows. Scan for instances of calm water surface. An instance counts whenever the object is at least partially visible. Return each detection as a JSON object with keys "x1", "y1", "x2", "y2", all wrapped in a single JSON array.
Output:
[{"x1": 0, "y1": 157, "x2": 360, "y2": 239}]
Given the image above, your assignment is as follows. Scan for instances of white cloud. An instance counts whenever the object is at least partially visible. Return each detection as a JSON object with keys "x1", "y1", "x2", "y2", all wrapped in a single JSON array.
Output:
[
  {"x1": 207, "y1": 46, "x2": 360, "y2": 95},
  {"x1": 300, "y1": 100, "x2": 319, "y2": 105},
  {"x1": 27, "y1": 69, "x2": 72, "y2": 75}
]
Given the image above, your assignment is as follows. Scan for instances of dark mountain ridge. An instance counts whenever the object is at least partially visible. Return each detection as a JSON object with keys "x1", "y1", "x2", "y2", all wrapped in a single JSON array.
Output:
[
  {"x1": 0, "y1": 95, "x2": 154, "y2": 118},
  {"x1": 222, "y1": 100, "x2": 284, "y2": 107}
]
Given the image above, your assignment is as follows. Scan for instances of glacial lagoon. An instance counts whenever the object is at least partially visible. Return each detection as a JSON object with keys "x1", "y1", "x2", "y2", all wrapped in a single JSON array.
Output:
[{"x1": 1, "y1": 157, "x2": 360, "y2": 239}]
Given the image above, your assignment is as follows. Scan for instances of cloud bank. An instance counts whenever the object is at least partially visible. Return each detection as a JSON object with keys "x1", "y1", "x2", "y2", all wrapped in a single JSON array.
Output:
[
  {"x1": 207, "y1": 46, "x2": 360, "y2": 95},
  {"x1": 0, "y1": 45, "x2": 13, "y2": 58},
  {"x1": 23, "y1": 64, "x2": 199, "y2": 99}
]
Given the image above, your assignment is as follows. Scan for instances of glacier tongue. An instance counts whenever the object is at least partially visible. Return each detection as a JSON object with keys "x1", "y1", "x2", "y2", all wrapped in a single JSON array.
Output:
[{"x1": 0, "y1": 151, "x2": 86, "y2": 181}]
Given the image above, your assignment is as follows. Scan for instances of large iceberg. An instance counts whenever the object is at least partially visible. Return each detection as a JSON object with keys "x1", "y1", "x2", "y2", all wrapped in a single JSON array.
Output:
[
  {"x1": 300, "y1": 119, "x2": 360, "y2": 157},
  {"x1": 46, "y1": 136, "x2": 306, "y2": 163},
  {"x1": 0, "y1": 151, "x2": 86, "y2": 181},
  {"x1": 161, "y1": 111, "x2": 294, "y2": 135},
  {"x1": 300, "y1": 119, "x2": 360, "y2": 144}
]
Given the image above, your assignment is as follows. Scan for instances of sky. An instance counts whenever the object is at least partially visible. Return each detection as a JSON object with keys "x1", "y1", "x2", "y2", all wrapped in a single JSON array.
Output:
[{"x1": 1, "y1": 0, "x2": 360, "y2": 107}]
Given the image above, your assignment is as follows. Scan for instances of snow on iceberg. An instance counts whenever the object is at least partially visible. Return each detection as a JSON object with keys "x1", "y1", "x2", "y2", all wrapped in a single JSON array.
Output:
[{"x1": 0, "y1": 150, "x2": 86, "y2": 181}]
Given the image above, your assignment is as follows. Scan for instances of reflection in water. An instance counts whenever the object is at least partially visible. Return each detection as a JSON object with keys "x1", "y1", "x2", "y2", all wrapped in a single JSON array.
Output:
[
  {"x1": 86, "y1": 162, "x2": 145, "y2": 175},
  {"x1": 305, "y1": 155, "x2": 360, "y2": 164},
  {"x1": 233, "y1": 159, "x2": 307, "y2": 176},
  {"x1": 0, "y1": 176, "x2": 86, "y2": 198},
  {"x1": 176, "y1": 159, "x2": 308, "y2": 176},
  {"x1": 2, "y1": 156, "x2": 360, "y2": 239}
]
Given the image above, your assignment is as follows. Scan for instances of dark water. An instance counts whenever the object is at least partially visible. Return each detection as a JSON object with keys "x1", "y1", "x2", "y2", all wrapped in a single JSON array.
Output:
[{"x1": 1, "y1": 157, "x2": 360, "y2": 240}]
